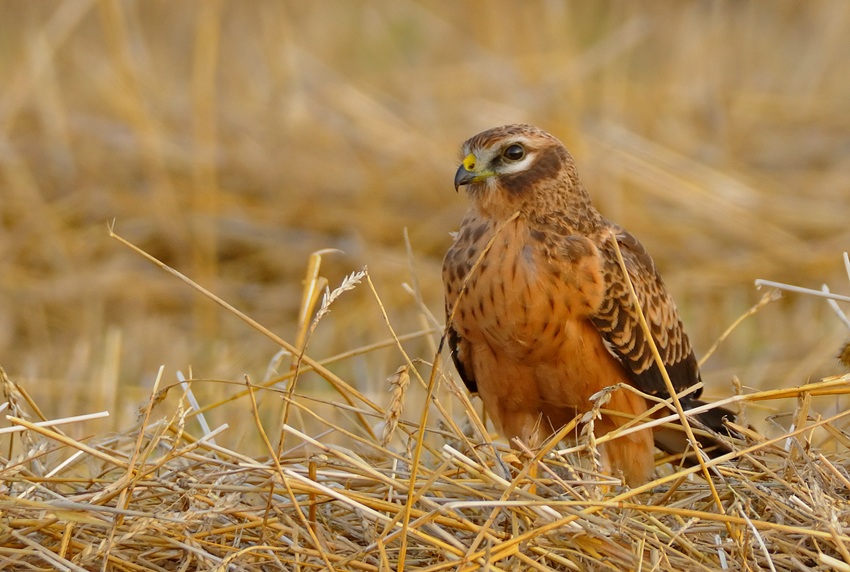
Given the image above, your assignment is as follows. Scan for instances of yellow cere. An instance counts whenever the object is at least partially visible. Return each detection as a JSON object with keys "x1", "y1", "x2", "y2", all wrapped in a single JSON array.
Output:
[{"x1": 462, "y1": 153, "x2": 477, "y2": 172}]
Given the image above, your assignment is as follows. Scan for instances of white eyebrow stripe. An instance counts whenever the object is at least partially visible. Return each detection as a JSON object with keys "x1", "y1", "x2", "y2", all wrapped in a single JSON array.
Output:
[{"x1": 496, "y1": 152, "x2": 536, "y2": 175}]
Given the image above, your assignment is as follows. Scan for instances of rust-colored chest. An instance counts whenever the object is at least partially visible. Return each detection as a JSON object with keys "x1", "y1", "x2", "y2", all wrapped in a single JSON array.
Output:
[{"x1": 443, "y1": 215, "x2": 606, "y2": 364}]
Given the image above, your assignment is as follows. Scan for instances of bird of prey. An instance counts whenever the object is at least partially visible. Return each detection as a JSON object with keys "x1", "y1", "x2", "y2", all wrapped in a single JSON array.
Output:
[{"x1": 443, "y1": 124, "x2": 734, "y2": 485}]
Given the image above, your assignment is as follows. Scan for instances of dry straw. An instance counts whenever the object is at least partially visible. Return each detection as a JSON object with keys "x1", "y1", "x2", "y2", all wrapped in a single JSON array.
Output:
[
  {"x1": 2, "y1": 238, "x2": 850, "y2": 571},
  {"x1": 4, "y1": 365, "x2": 850, "y2": 570}
]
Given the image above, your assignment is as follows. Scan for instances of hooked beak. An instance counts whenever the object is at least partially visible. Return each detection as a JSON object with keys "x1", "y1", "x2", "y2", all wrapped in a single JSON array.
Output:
[{"x1": 454, "y1": 152, "x2": 495, "y2": 191}]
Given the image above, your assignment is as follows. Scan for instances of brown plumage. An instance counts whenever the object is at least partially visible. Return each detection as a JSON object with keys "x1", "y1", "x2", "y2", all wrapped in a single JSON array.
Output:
[{"x1": 443, "y1": 124, "x2": 734, "y2": 485}]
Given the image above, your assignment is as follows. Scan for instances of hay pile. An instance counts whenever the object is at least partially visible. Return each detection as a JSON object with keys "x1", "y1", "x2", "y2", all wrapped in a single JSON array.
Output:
[
  {"x1": 3, "y1": 352, "x2": 850, "y2": 570},
  {"x1": 2, "y1": 239, "x2": 850, "y2": 571}
]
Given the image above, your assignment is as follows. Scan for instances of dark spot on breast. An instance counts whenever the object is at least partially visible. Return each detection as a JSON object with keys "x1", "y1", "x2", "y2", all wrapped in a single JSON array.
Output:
[
  {"x1": 530, "y1": 229, "x2": 545, "y2": 242},
  {"x1": 548, "y1": 294, "x2": 556, "y2": 311},
  {"x1": 521, "y1": 244, "x2": 534, "y2": 265},
  {"x1": 471, "y1": 223, "x2": 487, "y2": 243}
]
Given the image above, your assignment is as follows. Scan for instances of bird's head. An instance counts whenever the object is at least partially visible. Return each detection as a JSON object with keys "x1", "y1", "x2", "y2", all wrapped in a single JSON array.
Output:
[
  {"x1": 453, "y1": 124, "x2": 589, "y2": 220},
  {"x1": 454, "y1": 124, "x2": 558, "y2": 191}
]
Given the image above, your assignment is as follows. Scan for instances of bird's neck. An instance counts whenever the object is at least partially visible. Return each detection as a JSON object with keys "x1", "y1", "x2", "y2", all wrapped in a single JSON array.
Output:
[
  {"x1": 527, "y1": 184, "x2": 605, "y2": 236},
  {"x1": 468, "y1": 178, "x2": 604, "y2": 234},
  {"x1": 467, "y1": 182, "x2": 526, "y2": 221}
]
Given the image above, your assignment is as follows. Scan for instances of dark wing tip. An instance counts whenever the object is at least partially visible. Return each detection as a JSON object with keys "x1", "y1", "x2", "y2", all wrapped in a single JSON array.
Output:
[
  {"x1": 447, "y1": 325, "x2": 478, "y2": 395},
  {"x1": 654, "y1": 398, "x2": 741, "y2": 466},
  {"x1": 684, "y1": 398, "x2": 741, "y2": 441}
]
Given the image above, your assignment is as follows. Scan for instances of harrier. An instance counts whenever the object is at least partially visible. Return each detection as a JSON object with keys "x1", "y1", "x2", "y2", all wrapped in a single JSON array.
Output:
[{"x1": 443, "y1": 124, "x2": 733, "y2": 485}]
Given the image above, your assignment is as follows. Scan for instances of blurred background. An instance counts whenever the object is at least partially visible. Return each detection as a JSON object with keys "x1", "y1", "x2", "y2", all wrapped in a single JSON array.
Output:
[{"x1": 1, "y1": 1, "x2": 848, "y2": 446}]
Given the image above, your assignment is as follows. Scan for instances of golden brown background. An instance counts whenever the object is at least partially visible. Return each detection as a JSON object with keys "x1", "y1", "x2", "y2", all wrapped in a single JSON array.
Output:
[{"x1": 1, "y1": 2, "x2": 848, "y2": 444}]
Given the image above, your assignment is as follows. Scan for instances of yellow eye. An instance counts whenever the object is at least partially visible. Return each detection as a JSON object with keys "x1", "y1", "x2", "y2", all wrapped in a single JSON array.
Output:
[{"x1": 503, "y1": 144, "x2": 525, "y2": 161}]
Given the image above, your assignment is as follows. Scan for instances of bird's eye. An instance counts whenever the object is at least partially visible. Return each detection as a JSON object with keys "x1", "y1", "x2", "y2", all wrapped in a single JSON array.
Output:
[{"x1": 502, "y1": 144, "x2": 525, "y2": 161}]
